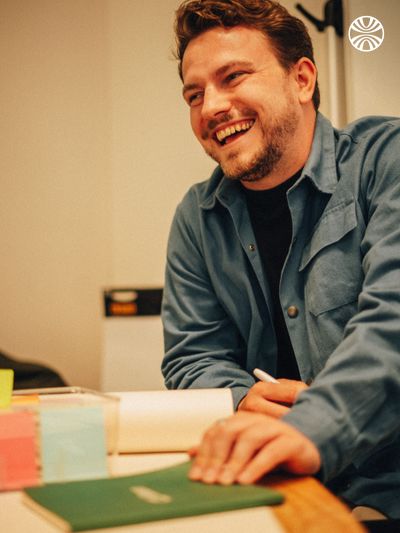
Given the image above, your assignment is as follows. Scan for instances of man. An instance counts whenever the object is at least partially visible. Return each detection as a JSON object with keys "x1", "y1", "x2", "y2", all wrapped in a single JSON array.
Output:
[{"x1": 161, "y1": 0, "x2": 400, "y2": 519}]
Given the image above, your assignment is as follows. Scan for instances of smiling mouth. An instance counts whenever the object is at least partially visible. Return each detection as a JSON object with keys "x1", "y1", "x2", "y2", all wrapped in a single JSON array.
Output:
[{"x1": 214, "y1": 120, "x2": 255, "y2": 146}]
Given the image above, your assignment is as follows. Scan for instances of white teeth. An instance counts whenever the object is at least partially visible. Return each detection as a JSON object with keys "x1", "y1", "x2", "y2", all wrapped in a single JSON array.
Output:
[{"x1": 215, "y1": 120, "x2": 254, "y2": 143}]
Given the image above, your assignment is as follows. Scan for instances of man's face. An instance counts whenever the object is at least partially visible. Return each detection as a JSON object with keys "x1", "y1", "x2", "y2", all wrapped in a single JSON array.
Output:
[{"x1": 182, "y1": 26, "x2": 301, "y2": 183}]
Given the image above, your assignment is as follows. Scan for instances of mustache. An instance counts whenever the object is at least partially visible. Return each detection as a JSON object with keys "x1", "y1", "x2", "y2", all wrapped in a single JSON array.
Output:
[
  {"x1": 201, "y1": 109, "x2": 257, "y2": 141},
  {"x1": 201, "y1": 113, "x2": 232, "y2": 140}
]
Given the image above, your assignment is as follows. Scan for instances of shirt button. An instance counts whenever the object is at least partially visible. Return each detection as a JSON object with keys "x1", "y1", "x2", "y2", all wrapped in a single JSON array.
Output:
[
  {"x1": 287, "y1": 305, "x2": 299, "y2": 318},
  {"x1": 249, "y1": 244, "x2": 256, "y2": 252}
]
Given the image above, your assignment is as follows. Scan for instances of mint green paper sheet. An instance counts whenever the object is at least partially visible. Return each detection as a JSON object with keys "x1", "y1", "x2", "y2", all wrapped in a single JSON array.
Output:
[
  {"x1": 40, "y1": 405, "x2": 108, "y2": 483},
  {"x1": 24, "y1": 461, "x2": 284, "y2": 531}
]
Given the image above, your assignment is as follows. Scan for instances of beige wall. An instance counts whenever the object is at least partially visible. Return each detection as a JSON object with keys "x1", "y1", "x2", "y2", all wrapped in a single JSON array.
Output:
[
  {"x1": 344, "y1": 0, "x2": 400, "y2": 120},
  {"x1": 1, "y1": 0, "x2": 330, "y2": 389},
  {"x1": 107, "y1": 0, "x2": 216, "y2": 286},
  {"x1": 0, "y1": 0, "x2": 215, "y2": 387},
  {"x1": 0, "y1": 0, "x2": 112, "y2": 387}
]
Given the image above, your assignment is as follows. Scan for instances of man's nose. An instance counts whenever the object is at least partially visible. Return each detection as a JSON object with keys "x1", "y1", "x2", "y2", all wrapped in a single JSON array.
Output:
[{"x1": 201, "y1": 87, "x2": 231, "y2": 121}]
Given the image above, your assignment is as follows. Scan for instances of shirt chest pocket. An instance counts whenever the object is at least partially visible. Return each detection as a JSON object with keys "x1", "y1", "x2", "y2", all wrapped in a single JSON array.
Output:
[{"x1": 299, "y1": 201, "x2": 363, "y2": 316}]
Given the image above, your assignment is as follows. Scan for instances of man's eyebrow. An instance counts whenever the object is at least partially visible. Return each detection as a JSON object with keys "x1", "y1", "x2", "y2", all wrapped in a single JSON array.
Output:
[
  {"x1": 182, "y1": 61, "x2": 254, "y2": 96},
  {"x1": 215, "y1": 61, "x2": 254, "y2": 77},
  {"x1": 182, "y1": 82, "x2": 201, "y2": 97}
]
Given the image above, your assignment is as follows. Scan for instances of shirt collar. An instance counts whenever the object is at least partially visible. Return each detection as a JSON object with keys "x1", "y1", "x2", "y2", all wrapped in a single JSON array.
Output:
[{"x1": 301, "y1": 112, "x2": 338, "y2": 194}]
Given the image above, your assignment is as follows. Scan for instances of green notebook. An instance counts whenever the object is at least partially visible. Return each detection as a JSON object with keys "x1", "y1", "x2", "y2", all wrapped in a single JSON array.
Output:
[{"x1": 23, "y1": 461, "x2": 283, "y2": 531}]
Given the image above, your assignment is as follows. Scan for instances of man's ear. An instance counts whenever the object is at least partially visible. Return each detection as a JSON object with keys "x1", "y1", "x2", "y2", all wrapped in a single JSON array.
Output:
[{"x1": 292, "y1": 57, "x2": 317, "y2": 105}]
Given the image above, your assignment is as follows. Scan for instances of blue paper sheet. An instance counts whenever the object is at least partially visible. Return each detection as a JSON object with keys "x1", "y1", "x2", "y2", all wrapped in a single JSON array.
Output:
[{"x1": 40, "y1": 405, "x2": 108, "y2": 483}]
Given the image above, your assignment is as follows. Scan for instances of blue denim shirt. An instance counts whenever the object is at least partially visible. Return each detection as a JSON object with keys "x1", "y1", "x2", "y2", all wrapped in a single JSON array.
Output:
[{"x1": 162, "y1": 113, "x2": 400, "y2": 517}]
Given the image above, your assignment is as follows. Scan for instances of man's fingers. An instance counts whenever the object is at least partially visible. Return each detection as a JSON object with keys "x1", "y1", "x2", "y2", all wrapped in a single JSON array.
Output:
[
  {"x1": 189, "y1": 416, "x2": 240, "y2": 483},
  {"x1": 215, "y1": 422, "x2": 275, "y2": 484},
  {"x1": 239, "y1": 393, "x2": 290, "y2": 417},
  {"x1": 238, "y1": 380, "x2": 309, "y2": 417},
  {"x1": 277, "y1": 379, "x2": 309, "y2": 401},
  {"x1": 255, "y1": 380, "x2": 307, "y2": 404},
  {"x1": 189, "y1": 412, "x2": 322, "y2": 487},
  {"x1": 236, "y1": 435, "x2": 293, "y2": 484},
  {"x1": 234, "y1": 427, "x2": 321, "y2": 484}
]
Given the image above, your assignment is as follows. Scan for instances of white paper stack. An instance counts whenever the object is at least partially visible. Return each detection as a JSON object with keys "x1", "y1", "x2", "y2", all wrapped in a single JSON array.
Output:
[{"x1": 112, "y1": 389, "x2": 234, "y2": 453}]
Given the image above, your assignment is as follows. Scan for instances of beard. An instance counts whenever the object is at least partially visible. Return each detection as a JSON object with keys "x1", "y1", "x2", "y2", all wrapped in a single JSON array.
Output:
[{"x1": 204, "y1": 104, "x2": 299, "y2": 183}]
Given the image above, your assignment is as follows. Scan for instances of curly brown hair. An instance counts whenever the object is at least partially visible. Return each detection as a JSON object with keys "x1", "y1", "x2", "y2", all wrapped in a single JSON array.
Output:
[{"x1": 174, "y1": 0, "x2": 320, "y2": 110}]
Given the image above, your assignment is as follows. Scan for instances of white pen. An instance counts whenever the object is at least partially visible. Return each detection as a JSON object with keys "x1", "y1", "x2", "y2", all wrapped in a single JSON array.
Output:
[{"x1": 253, "y1": 367, "x2": 280, "y2": 384}]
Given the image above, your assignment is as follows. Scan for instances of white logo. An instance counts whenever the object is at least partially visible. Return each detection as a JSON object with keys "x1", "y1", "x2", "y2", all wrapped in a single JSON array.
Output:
[
  {"x1": 130, "y1": 485, "x2": 172, "y2": 504},
  {"x1": 348, "y1": 16, "x2": 384, "y2": 52}
]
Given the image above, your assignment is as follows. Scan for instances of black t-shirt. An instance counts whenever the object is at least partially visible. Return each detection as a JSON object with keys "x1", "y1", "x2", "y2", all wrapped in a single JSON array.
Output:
[{"x1": 243, "y1": 172, "x2": 301, "y2": 379}]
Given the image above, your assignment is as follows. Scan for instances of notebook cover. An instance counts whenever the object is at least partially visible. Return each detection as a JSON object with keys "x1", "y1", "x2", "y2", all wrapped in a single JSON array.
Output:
[{"x1": 23, "y1": 461, "x2": 284, "y2": 531}]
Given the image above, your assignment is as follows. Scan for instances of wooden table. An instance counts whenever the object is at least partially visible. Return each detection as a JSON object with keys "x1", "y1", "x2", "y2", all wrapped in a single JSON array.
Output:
[
  {"x1": 269, "y1": 474, "x2": 366, "y2": 532},
  {"x1": 0, "y1": 453, "x2": 366, "y2": 533}
]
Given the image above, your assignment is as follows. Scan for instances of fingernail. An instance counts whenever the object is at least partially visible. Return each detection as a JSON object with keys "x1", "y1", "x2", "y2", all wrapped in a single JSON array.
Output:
[
  {"x1": 203, "y1": 468, "x2": 217, "y2": 483},
  {"x1": 237, "y1": 473, "x2": 252, "y2": 485},
  {"x1": 189, "y1": 466, "x2": 202, "y2": 480},
  {"x1": 219, "y1": 468, "x2": 235, "y2": 485}
]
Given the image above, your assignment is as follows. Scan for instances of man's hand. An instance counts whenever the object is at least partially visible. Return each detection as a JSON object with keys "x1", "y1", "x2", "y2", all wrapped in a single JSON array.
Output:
[
  {"x1": 189, "y1": 411, "x2": 321, "y2": 485},
  {"x1": 238, "y1": 379, "x2": 308, "y2": 417}
]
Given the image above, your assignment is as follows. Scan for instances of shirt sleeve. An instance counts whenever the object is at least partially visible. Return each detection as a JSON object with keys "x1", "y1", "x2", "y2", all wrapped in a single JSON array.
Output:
[
  {"x1": 161, "y1": 192, "x2": 253, "y2": 408},
  {"x1": 283, "y1": 125, "x2": 400, "y2": 482}
]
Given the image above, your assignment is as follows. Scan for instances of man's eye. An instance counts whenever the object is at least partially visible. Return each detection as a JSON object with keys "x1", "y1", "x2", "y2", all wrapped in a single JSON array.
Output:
[
  {"x1": 226, "y1": 71, "x2": 245, "y2": 83},
  {"x1": 188, "y1": 93, "x2": 203, "y2": 106}
]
